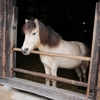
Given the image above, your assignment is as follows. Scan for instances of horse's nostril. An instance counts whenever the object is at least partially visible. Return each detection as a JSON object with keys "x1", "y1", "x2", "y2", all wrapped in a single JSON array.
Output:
[
  {"x1": 24, "y1": 48, "x2": 28, "y2": 52},
  {"x1": 21, "y1": 48, "x2": 29, "y2": 54}
]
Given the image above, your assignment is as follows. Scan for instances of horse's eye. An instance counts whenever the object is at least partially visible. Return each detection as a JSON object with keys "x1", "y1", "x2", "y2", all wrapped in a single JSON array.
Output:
[{"x1": 32, "y1": 33, "x2": 36, "y2": 35}]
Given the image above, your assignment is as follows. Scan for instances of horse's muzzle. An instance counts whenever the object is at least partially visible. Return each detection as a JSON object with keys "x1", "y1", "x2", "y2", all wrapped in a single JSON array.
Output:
[{"x1": 21, "y1": 48, "x2": 30, "y2": 55}]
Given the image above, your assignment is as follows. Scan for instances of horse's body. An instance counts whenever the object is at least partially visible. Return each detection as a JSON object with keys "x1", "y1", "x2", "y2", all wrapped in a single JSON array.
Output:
[{"x1": 21, "y1": 18, "x2": 90, "y2": 87}]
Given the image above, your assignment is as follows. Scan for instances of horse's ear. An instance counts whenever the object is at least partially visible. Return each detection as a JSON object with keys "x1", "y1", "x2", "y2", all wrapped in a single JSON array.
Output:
[
  {"x1": 25, "y1": 19, "x2": 28, "y2": 23},
  {"x1": 34, "y1": 19, "x2": 38, "y2": 26}
]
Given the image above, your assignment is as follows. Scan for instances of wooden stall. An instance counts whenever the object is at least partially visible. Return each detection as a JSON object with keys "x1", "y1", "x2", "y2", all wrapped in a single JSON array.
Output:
[{"x1": 0, "y1": 0, "x2": 100, "y2": 100}]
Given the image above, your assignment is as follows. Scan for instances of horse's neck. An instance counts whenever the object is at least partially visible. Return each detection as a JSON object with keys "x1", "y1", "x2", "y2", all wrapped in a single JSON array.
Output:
[
  {"x1": 38, "y1": 44, "x2": 51, "y2": 52},
  {"x1": 37, "y1": 40, "x2": 64, "y2": 52}
]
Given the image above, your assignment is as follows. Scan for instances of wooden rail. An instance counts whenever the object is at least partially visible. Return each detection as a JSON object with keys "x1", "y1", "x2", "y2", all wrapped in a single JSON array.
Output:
[
  {"x1": 12, "y1": 68, "x2": 88, "y2": 87},
  {"x1": 13, "y1": 47, "x2": 90, "y2": 97},
  {"x1": 13, "y1": 48, "x2": 91, "y2": 61}
]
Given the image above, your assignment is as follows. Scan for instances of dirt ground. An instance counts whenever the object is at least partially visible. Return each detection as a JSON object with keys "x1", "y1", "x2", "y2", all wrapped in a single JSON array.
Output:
[
  {"x1": 0, "y1": 85, "x2": 13, "y2": 100},
  {"x1": 0, "y1": 85, "x2": 47, "y2": 100}
]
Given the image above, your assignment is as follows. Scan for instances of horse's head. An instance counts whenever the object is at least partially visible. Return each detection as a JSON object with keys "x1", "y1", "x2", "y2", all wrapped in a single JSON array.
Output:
[
  {"x1": 21, "y1": 18, "x2": 63, "y2": 55},
  {"x1": 21, "y1": 19, "x2": 40, "y2": 55}
]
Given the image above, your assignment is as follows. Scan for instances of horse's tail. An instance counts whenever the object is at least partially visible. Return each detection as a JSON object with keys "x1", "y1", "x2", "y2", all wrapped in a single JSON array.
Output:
[
  {"x1": 79, "y1": 43, "x2": 90, "y2": 69},
  {"x1": 79, "y1": 43, "x2": 90, "y2": 57},
  {"x1": 80, "y1": 43, "x2": 90, "y2": 79}
]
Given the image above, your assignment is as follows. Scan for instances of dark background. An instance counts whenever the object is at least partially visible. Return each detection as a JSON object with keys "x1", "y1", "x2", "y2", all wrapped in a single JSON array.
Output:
[{"x1": 16, "y1": 0, "x2": 99, "y2": 49}]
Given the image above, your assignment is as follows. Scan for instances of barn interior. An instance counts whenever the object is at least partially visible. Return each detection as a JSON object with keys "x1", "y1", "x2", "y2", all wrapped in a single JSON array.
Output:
[
  {"x1": 16, "y1": 0, "x2": 98, "y2": 48},
  {"x1": 16, "y1": 0, "x2": 99, "y2": 94}
]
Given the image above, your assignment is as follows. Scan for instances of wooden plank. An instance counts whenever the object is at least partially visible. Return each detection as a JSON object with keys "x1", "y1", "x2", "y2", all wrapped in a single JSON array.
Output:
[
  {"x1": 12, "y1": 68, "x2": 87, "y2": 87},
  {"x1": 0, "y1": 0, "x2": 6, "y2": 78},
  {"x1": 96, "y1": 46, "x2": 100, "y2": 100},
  {"x1": 6, "y1": 2, "x2": 18, "y2": 77},
  {"x1": 0, "y1": 0, "x2": 18, "y2": 78},
  {"x1": 6, "y1": 0, "x2": 16, "y2": 6},
  {"x1": 13, "y1": 48, "x2": 91, "y2": 61},
  {"x1": 11, "y1": 6, "x2": 18, "y2": 77},
  {"x1": 0, "y1": 77, "x2": 92, "y2": 100},
  {"x1": 86, "y1": 1, "x2": 100, "y2": 99}
]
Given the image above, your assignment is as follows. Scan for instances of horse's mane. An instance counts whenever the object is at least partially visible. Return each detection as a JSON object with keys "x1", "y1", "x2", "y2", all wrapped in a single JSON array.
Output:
[
  {"x1": 38, "y1": 21, "x2": 63, "y2": 47},
  {"x1": 22, "y1": 18, "x2": 63, "y2": 48},
  {"x1": 22, "y1": 18, "x2": 36, "y2": 34}
]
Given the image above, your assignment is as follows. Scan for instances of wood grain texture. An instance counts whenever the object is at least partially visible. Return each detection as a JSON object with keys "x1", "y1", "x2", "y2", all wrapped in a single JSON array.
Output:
[{"x1": 0, "y1": 78, "x2": 92, "y2": 100}]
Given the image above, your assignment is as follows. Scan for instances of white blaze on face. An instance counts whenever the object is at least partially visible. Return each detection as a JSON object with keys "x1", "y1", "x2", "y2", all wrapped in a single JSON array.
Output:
[{"x1": 21, "y1": 19, "x2": 40, "y2": 55}]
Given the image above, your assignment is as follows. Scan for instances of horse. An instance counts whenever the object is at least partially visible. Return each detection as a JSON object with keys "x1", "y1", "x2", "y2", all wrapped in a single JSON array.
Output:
[{"x1": 21, "y1": 18, "x2": 90, "y2": 87}]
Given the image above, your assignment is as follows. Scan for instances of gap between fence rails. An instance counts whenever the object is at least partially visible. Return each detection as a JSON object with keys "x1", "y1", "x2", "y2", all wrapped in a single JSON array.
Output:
[
  {"x1": 13, "y1": 48, "x2": 91, "y2": 61},
  {"x1": 12, "y1": 68, "x2": 88, "y2": 87}
]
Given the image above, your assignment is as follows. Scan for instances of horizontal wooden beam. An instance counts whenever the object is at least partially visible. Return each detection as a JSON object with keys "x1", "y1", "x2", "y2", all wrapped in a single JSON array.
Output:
[
  {"x1": 13, "y1": 48, "x2": 91, "y2": 61},
  {"x1": 12, "y1": 68, "x2": 87, "y2": 87},
  {"x1": 0, "y1": 78, "x2": 92, "y2": 100}
]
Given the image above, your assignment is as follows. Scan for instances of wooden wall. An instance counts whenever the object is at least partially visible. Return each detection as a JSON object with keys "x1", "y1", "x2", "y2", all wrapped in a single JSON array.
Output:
[{"x1": 0, "y1": 0, "x2": 18, "y2": 78}]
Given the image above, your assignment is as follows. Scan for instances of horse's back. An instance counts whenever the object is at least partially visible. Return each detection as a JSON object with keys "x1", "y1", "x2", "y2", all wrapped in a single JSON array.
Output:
[
  {"x1": 61, "y1": 41, "x2": 89, "y2": 57},
  {"x1": 70, "y1": 41, "x2": 90, "y2": 57}
]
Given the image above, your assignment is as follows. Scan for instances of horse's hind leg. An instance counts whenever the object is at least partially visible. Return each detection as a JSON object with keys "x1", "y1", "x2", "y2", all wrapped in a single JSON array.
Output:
[
  {"x1": 81, "y1": 66, "x2": 87, "y2": 82},
  {"x1": 75, "y1": 67, "x2": 83, "y2": 82},
  {"x1": 81, "y1": 61, "x2": 89, "y2": 83},
  {"x1": 75, "y1": 67, "x2": 83, "y2": 90}
]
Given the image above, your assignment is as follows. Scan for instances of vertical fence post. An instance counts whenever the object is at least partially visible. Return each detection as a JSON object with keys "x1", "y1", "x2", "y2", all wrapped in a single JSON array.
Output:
[
  {"x1": 0, "y1": 0, "x2": 18, "y2": 78},
  {"x1": 96, "y1": 41, "x2": 100, "y2": 100},
  {"x1": 0, "y1": 0, "x2": 6, "y2": 78},
  {"x1": 86, "y1": 1, "x2": 100, "y2": 99},
  {"x1": 5, "y1": 0, "x2": 18, "y2": 77}
]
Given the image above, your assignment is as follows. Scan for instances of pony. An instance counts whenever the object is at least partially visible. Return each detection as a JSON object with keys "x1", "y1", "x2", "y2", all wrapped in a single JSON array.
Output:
[{"x1": 21, "y1": 18, "x2": 90, "y2": 87}]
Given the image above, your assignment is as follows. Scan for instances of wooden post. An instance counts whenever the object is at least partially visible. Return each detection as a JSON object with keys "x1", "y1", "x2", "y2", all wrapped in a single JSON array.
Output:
[
  {"x1": 5, "y1": 0, "x2": 18, "y2": 77},
  {"x1": 0, "y1": 0, "x2": 7, "y2": 78},
  {"x1": 96, "y1": 43, "x2": 100, "y2": 100},
  {"x1": 0, "y1": 0, "x2": 18, "y2": 78},
  {"x1": 86, "y1": 1, "x2": 100, "y2": 99}
]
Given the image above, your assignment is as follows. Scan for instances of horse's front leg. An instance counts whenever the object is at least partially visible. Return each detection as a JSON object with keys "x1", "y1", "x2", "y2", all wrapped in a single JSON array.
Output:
[
  {"x1": 44, "y1": 66, "x2": 51, "y2": 86},
  {"x1": 51, "y1": 66, "x2": 57, "y2": 87}
]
